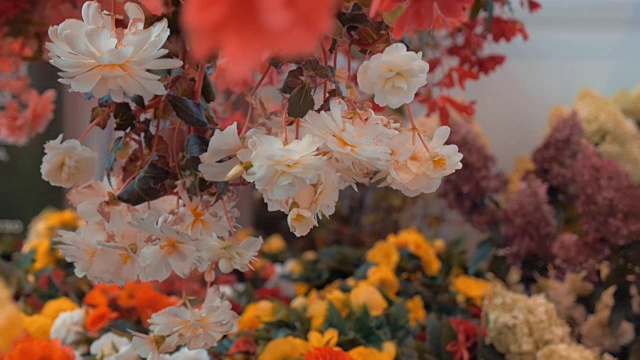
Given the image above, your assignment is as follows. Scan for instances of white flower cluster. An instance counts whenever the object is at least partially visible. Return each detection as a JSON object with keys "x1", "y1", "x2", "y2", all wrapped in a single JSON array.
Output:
[
  {"x1": 199, "y1": 99, "x2": 462, "y2": 236},
  {"x1": 535, "y1": 343, "x2": 603, "y2": 360},
  {"x1": 483, "y1": 284, "x2": 572, "y2": 360},
  {"x1": 47, "y1": 1, "x2": 182, "y2": 102},
  {"x1": 55, "y1": 178, "x2": 260, "y2": 285},
  {"x1": 89, "y1": 331, "x2": 211, "y2": 360}
]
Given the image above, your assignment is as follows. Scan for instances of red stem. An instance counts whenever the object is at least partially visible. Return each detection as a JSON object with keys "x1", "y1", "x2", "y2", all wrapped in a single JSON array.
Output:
[
  {"x1": 221, "y1": 198, "x2": 237, "y2": 238},
  {"x1": 193, "y1": 63, "x2": 206, "y2": 103},
  {"x1": 406, "y1": 105, "x2": 430, "y2": 153},
  {"x1": 77, "y1": 117, "x2": 100, "y2": 142}
]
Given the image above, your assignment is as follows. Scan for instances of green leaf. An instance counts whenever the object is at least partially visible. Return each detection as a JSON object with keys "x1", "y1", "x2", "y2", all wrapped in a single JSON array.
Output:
[
  {"x1": 469, "y1": 0, "x2": 482, "y2": 21},
  {"x1": 201, "y1": 74, "x2": 216, "y2": 103},
  {"x1": 426, "y1": 314, "x2": 443, "y2": 358},
  {"x1": 287, "y1": 81, "x2": 315, "y2": 118},
  {"x1": 484, "y1": 0, "x2": 494, "y2": 27},
  {"x1": 609, "y1": 282, "x2": 632, "y2": 333},
  {"x1": 353, "y1": 307, "x2": 383, "y2": 347},
  {"x1": 324, "y1": 302, "x2": 347, "y2": 334},
  {"x1": 468, "y1": 239, "x2": 494, "y2": 275},
  {"x1": 106, "y1": 137, "x2": 124, "y2": 187},
  {"x1": 280, "y1": 67, "x2": 304, "y2": 95},
  {"x1": 90, "y1": 105, "x2": 112, "y2": 130},
  {"x1": 114, "y1": 102, "x2": 136, "y2": 131},
  {"x1": 117, "y1": 156, "x2": 172, "y2": 206},
  {"x1": 131, "y1": 95, "x2": 146, "y2": 109},
  {"x1": 185, "y1": 134, "x2": 209, "y2": 158},
  {"x1": 167, "y1": 93, "x2": 209, "y2": 128},
  {"x1": 386, "y1": 301, "x2": 410, "y2": 337},
  {"x1": 302, "y1": 59, "x2": 334, "y2": 79}
]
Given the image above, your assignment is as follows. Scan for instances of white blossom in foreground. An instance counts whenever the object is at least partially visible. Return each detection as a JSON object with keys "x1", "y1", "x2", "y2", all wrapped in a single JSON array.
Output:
[
  {"x1": 46, "y1": 1, "x2": 182, "y2": 102},
  {"x1": 160, "y1": 347, "x2": 210, "y2": 360},
  {"x1": 41, "y1": 135, "x2": 97, "y2": 188},
  {"x1": 148, "y1": 287, "x2": 238, "y2": 351},
  {"x1": 199, "y1": 122, "x2": 244, "y2": 182},
  {"x1": 90, "y1": 332, "x2": 138, "y2": 360},
  {"x1": 205, "y1": 235, "x2": 263, "y2": 273},
  {"x1": 49, "y1": 309, "x2": 85, "y2": 345},
  {"x1": 382, "y1": 126, "x2": 462, "y2": 196},
  {"x1": 357, "y1": 43, "x2": 429, "y2": 109}
]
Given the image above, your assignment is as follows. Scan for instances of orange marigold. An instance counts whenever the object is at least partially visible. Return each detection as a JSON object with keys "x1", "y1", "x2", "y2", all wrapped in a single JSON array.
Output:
[
  {"x1": 134, "y1": 285, "x2": 179, "y2": 325},
  {"x1": 181, "y1": 0, "x2": 341, "y2": 80},
  {"x1": 2, "y1": 338, "x2": 75, "y2": 360},
  {"x1": 85, "y1": 306, "x2": 117, "y2": 332},
  {"x1": 305, "y1": 346, "x2": 353, "y2": 360}
]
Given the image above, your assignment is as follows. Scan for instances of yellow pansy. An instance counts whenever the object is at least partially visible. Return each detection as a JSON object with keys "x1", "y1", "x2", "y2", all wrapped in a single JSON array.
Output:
[
  {"x1": 386, "y1": 228, "x2": 425, "y2": 250},
  {"x1": 307, "y1": 328, "x2": 338, "y2": 348},
  {"x1": 21, "y1": 313, "x2": 52, "y2": 340},
  {"x1": 288, "y1": 260, "x2": 304, "y2": 277},
  {"x1": 323, "y1": 288, "x2": 349, "y2": 316},
  {"x1": 452, "y1": 275, "x2": 491, "y2": 306},
  {"x1": 238, "y1": 300, "x2": 276, "y2": 331},
  {"x1": 0, "y1": 281, "x2": 23, "y2": 353},
  {"x1": 295, "y1": 282, "x2": 310, "y2": 296},
  {"x1": 366, "y1": 241, "x2": 399, "y2": 269},
  {"x1": 258, "y1": 336, "x2": 311, "y2": 360},
  {"x1": 406, "y1": 295, "x2": 427, "y2": 327},
  {"x1": 349, "y1": 282, "x2": 388, "y2": 317},
  {"x1": 40, "y1": 297, "x2": 79, "y2": 320},
  {"x1": 365, "y1": 266, "x2": 399, "y2": 296},
  {"x1": 262, "y1": 234, "x2": 287, "y2": 254},
  {"x1": 410, "y1": 240, "x2": 442, "y2": 277},
  {"x1": 307, "y1": 299, "x2": 328, "y2": 331},
  {"x1": 348, "y1": 341, "x2": 396, "y2": 360},
  {"x1": 22, "y1": 237, "x2": 57, "y2": 272}
]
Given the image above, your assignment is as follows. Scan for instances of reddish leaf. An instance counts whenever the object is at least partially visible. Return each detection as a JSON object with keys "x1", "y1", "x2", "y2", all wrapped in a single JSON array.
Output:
[{"x1": 489, "y1": 17, "x2": 529, "y2": 42}]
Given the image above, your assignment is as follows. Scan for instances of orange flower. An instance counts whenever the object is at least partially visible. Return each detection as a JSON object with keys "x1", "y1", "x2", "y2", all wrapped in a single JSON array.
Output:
[
  {"x1": 116, "y1": 282, "x2": 148, "y2": 309},
  {"x1": 2, "y1": 338, "x2": 75, "y2": 360},
  {"x1": 304, "y1": 346, "x2": 353, "y2": 360},
  {"x1": 84, "y1": 284, "x2": 118, "y2": 308},
  {"x1": 85, "y1": 306, "x2": 117, "y2": 332},
  {"x1": 181, "y1": 0, "x2": 341, "y2": 80},
  {"x1": 134, "y1": 286, "x2": 178, "y2": 324}
]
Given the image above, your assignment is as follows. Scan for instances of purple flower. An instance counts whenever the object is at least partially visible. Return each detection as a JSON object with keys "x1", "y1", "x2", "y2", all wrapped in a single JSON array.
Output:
[
  {"x1": 502, "y1": 176, "x2": 557, "y2": 266},
  {"x1": 438, "y1": 117, "x2": 507, "y2": 230},
  {"x1": 573, "y1": 146, "x2": 640, "y2": 247},
  {"x1": 532, "y1": 113, "x2": 584, "y2": 194},
  {"x1": 551, "y1": 232, "x2": 609, "y2": 276}
]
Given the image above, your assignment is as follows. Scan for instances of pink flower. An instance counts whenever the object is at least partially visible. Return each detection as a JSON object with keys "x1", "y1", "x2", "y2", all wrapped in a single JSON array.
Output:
[
  {"x1": 181, "y1": 0, "x2": 340, "y2": 80},
  {"x1": 0, "y1": 89, "x2": 56, "y2": 146}
]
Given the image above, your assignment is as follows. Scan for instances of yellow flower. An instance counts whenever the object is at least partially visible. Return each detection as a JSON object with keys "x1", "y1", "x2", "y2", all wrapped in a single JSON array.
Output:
[
  {"x1": 323, "y1": 288, "x2": 349, "y2": 316},
  {"x1": 386, "y1": 228, "x2": 425, "y2": 249},
  {"x1": 348, "y1": 341, "x2": 396, "y2": 360},
  {"x1": 22, "y1": 237, "x2": 57, "y2": 272},
  {"x1": 349, "y1": 282, "x2": 388, "y2": 317},
  {"x1": 0, "y1": 281, "x2": 23, "y2": 353},
  {"x1": 365, "y1": 266, "x2": 399, "y2": 296},
  {"x1": 433, "y1": 239, "x2": 446, "y2": 255},
  {"x1": 21, "y1": 313, "x2": 52, "y2": 340},
  {"x1": 366, "y1": 241, "x2": 399, "y2": 269},
  {"x1": 406, "y1": 295, "x2": 427, "y2": 327},
  {"x1": 289, "y1": 260, "x2": 304, "y2": 277},
  {"x1": 452, "y1": 275, "x2": 490, "y2": 306},
  {"x1": 258, "y1": 336, "x2": 311, "y2": 360},
  {"x1": 386, "y1": 228, "x2": 442, "y2": 276},
  {"x1": 307, "y1": 328, "x2": 339, "y2": 348},
  {"x1": 40, "y1": 297, "x2": 79, "y2": 320},
  {"x1": 238, "y1": 300, "x2": 276, "y2": 331},
  {"x1": 295, "y1": 282, "x2": 310, "y2": 296},
  {"x1": 307, "y1": 299, "x2": 328, "y2": 331},
  {"x1": 262, "y1": 234, "x2": 287, "y2": 254}
]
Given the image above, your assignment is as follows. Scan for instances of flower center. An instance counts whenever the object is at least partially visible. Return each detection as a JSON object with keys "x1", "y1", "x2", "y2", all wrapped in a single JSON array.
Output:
[
  {"x1": 160, "y1": 238, "x2": 179, "y2": 255},
  {"x1": 432, "y1": 155, "x2": 447, "y2": 170}
]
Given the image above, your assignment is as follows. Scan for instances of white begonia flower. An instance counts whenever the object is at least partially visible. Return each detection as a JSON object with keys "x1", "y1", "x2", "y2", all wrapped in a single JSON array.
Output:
[
  {"x1": 287, "y1": 207, "x2": 317, "y2": 237},
  {"x1": 149, "y1": 287, "x2": 238, "y2": 351},
  {"x1": 199, "y1": 122, "x2": 244, "y2": 182},
  {"x1": 41, "y1": 134, "x2": 97, "y2": 188},
  {"x1": 46, "y1": 1, "x2": 182, "y2": 102},
  {"x1": 90, "y1": 332, "x2": 138, "y2": 360},
  {"x1": 382, "y1": 126, "x2": 462, "y2": 197},
  {"x1": 130, "y1": 332, "x2": 176, "y2": 360},
  {"x1": 160, "y1": 347, "x2": 211, "y2": 360},
  {"x1": 302, "y1": 99, "x2": 396, "y2": 185},
  {"x1": 50, "y1": 309, "x2": 85, "y2": 345},
  {"x1": 242, "y1": 134, "x2": 326, "y2": 201},
  {"x1": 357, "y1": 43, "x2": 429, "y2": 109},
  {"x1": 205, "y1": 235, "x2": 263, "y2": 273}
]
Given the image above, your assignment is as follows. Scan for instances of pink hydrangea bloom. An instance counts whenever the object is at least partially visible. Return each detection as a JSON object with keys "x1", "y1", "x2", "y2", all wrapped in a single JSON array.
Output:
[{"x1": 0, "y1": 89, "x2": 57, "y2": 146}]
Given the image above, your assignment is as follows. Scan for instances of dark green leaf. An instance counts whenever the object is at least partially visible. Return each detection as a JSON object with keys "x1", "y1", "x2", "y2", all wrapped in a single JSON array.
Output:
[
  {"x1": 609, "y1": 282, "x2": 632, "y2": 333},
  {"x1": 469, "y1": 0, "x2": 482, "y2": 21},
  {"x1": 484, "y1": 0, "x2": 494, "y2": 27},
  {"x1": 201, "y1": 73, "x2": 216, "y2": 103},
  {"x1": 353, "y1": 307, "x2": 383, "y2": 347},
  {"x1": 324, "y1": 302, "x2": 347, "y2": 334},
  {"x1": 90, "y1": 106, "x2": 112, "y2": 130},
  {"x1": 302, "y1": 58, "x2": 334, "y2": 79},
  {"x1": 114, "y1": 102, "x2": 136, "y2": 131},
  {"x1": 131, "y1": 95, "x2": 146, "y2": 109},
  {"x1": 426, "y1": 314, "x2": 443, "y2": 358},
  {"x1": 185, "y1": 134, "x2": 209, "y2": 158},
  {"x1": 167, "y1": 93, "x2": 209, "y2": 128},
  {"x1": 106, "y1": 137, "x2": 124, "y2": 188},
  {"x1": 468, "y1": 239, "x2": 494, "y2": 275},
  {"x1": 117, "y1": 156, "x2": 172, "y2": 205},
  {"x1": 287, "y1": 81, "x2": 315, "y2": 118},
  {"x1": 280, "y1": 67, "x2": 304, "y2": 95}
]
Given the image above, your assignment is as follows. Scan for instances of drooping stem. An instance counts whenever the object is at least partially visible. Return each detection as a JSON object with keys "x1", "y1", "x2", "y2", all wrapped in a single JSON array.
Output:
[
  {"x1": 221, "y1": 198, "x2": 237, "y2": 238},
  {"x1": 282, "y1": 102, "x2": 289, "y2": 145},
  {"x1": 173, "y1": 122, "x2": 183, "y2": 180},
  {"x1": 295, "y1": 119, "x2": 300, "y2": 140},
  {"x1": 240, "y1": 65, "x2": 272, "y2": 137},
  {"x1": 193, "y1": 63, "x2": 206, "y2": 103},
  {"x1": 406, "y1": 105, "x2": 431, "y2": 153},
  {"x1": 320, "y1": 43, "x2": 329, "y2": 100},
  {"x1": 77, "y1": 117, "x2": 101, "y2": 142}
]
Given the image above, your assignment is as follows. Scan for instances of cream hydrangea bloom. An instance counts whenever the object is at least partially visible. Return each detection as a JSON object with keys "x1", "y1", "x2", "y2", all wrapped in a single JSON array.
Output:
[
  {"x1": 357, "y1": 43, "x2": 429, "y2": 109},
  {"x1": 483, "y1": 284, "x2": 571, "y2": 359},
  {"x1": 46, "y1": 1, "x2": 182, "y2": 102},
  {"x1": 41, "y1": 135, "x2": 97, "y2": 188},
  {"x1": 49, "y1": 309, "x2": 85, "y2": 345},
  {"x1": 535, "y1": 343, "x2": 601, "y2": 360}
]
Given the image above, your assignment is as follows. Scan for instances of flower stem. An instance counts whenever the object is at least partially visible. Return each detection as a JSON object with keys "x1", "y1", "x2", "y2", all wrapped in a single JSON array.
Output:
[
  {"x1": 407, "y1": 105, "x2": 431, "y2": 153},
  {"x1": 221, "y1": 198, "x2": 237, "y2": 238},
  {"x1": 193, "y1": 63, "x2": 206, "y2": 103},
  {"x1": 241, "y1": 64, "x2": 272, "y2": 137},
  {"x1": 77, "y1": 117, "x2": 100, "y2": 142}
]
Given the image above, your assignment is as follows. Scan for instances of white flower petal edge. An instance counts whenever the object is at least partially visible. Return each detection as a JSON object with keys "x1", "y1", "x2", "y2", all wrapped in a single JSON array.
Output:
[
  {"x1": 47, "y1": 1, "x2": 182, "y2": 102},
  {"x1": 357, "y1": 43, "x2": 429, "y2": 109}
]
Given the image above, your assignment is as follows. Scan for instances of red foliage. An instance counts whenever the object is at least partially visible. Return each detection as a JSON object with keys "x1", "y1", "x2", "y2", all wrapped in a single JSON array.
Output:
[{"x1": 489, "y1": 17, "x2": 529, "y2": 42}]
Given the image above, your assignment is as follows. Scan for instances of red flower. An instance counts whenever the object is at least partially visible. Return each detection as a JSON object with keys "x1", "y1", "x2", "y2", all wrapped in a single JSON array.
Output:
[
  {"x1": 304, "y1": 346, "x2": 353, "y2": 360},
  {"x1": 3, "y1": 338, "x2": 75, "y2": 360},
  {"x1": 445, "y1": 317, "x2": 480, "y2": 360},
  {"x1": 181, "y1": 0, "x2": 341, "y2": 80},
  {"x1": 227, "y1": 337, "x2": 257, "y2": 355},
  {"x1": 424, "y1": 95, "x2": 476, "y2": 126},
  {"x1": 489, "y1": 17, "x2": 529, "y2": 43}
]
